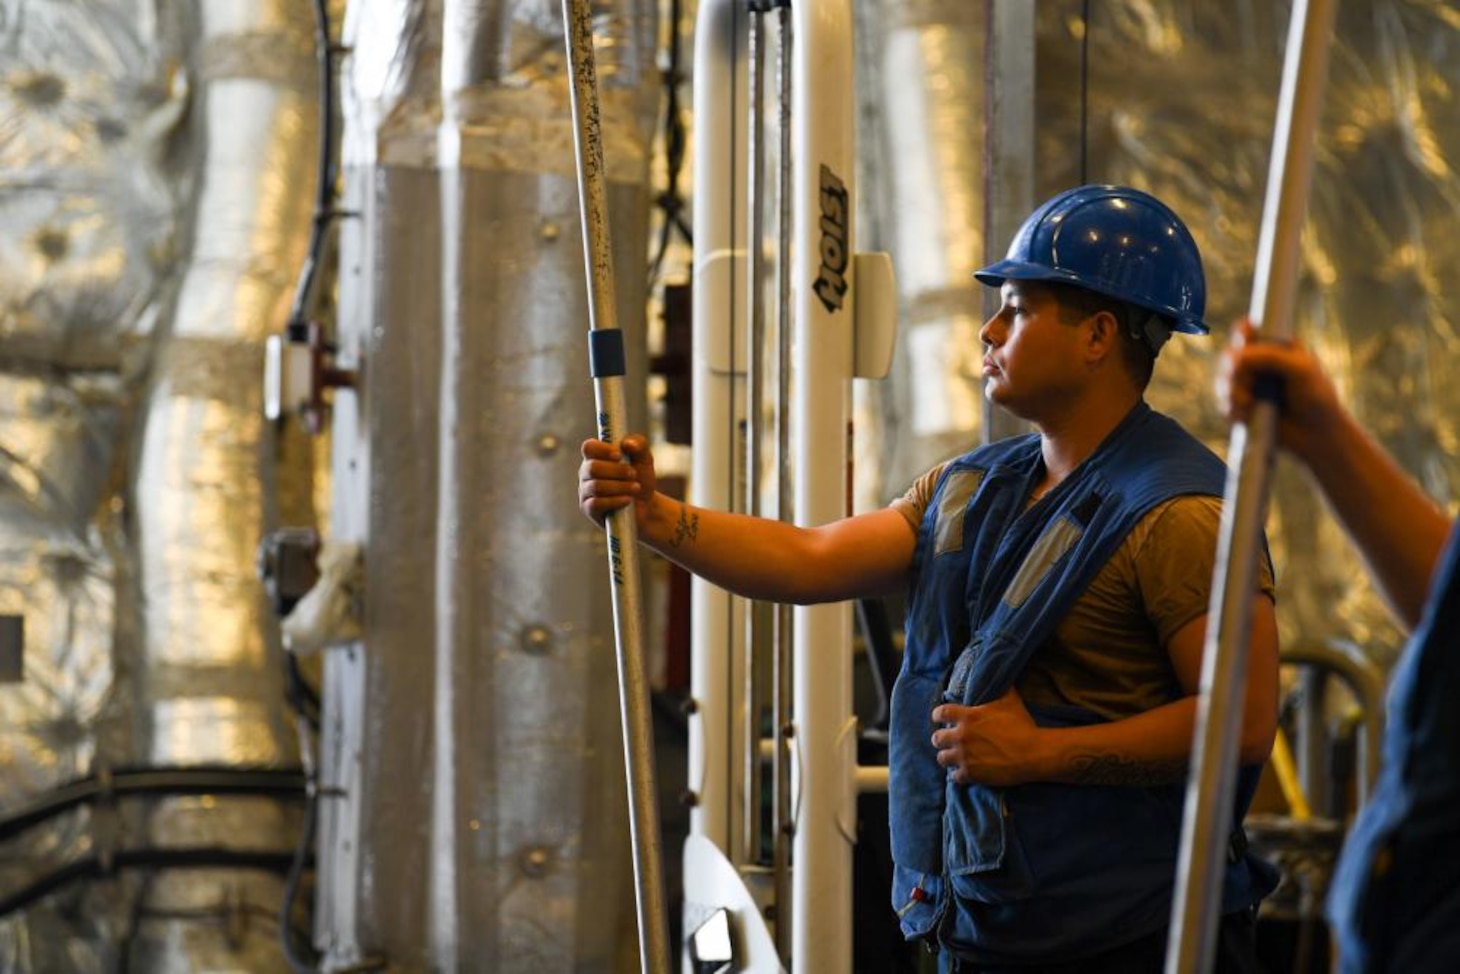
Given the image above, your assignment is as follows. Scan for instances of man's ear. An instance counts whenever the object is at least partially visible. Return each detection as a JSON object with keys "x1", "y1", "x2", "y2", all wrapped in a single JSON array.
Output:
[{"x1": 1085, "y1": 309, "x2": 1120, "y2": 365}]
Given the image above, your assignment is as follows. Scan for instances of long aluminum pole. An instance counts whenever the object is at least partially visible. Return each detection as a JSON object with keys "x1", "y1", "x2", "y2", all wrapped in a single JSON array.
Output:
[
  {"x1": 1166, "y1": 2, "x2": 1337, "y2": 972},
  {"x1": 771, "y1": 3, "x2": 796, "y2": 964},
  {"x1": 561, "y1": 2, "x2": 670, "y2": 971},
  {"x1": 744, "y1": 1, "x2": 768, "y2": 876}
]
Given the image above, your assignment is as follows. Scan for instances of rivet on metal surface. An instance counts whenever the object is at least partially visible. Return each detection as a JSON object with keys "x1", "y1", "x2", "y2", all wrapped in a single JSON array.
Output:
[
  {"x1": 536, "y1": 433, "x2": 561, "y2": 457},
  {"x1": 520, "y1": 625, "x2": 554, "y2": 655},
  {"x1": 540, "y1": 220, "x2": 561, "y2": 242},
  {"x1": 519, "y1": 845, "x2": 554, "y2": 878}
]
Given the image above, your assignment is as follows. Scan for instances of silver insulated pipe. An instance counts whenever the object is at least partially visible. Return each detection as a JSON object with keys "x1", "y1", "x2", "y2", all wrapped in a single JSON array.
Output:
[
  {"x1": 125, "y1": 0, "x2": 321, "y2": 970},
  {"x1": 322, "y1": 0, "x2": 659, "y2": 968},
  {"x1": 317, "y1": 0, "x2": 444, "y2": 968},
  {"x1": 433, "y1": 0, "x2": 656, "y2": 964},
  {"x1": 0, "y1": 0, "x2": 316, "y2": 970},
  {"x1": 0, "y1": 0, "x2": 184, "y2": 967}
]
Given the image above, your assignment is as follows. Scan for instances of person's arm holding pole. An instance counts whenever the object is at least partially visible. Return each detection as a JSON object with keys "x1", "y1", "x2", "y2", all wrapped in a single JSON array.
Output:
[
  {"x1": 560, "y1": 2, "x2": 670, "y2": 970},
  {"x1": 1219, "y1": 324, "x2": 1450, "y2": 629}
]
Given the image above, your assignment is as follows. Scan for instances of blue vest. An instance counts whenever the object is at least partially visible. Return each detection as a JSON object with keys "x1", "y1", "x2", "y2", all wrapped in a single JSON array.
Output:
[
  {"x1": 1328, "y1": 523, "x2": 1460, "y2": 973},
  {"x1": 888, "y1": 402, "x2": 1277, "y2": 962}
]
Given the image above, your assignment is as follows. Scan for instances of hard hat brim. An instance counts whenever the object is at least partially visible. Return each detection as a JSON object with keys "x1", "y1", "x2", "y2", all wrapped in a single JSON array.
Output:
[{"x1": 973, "y1": 258, "x2": 1210, "y2": 336}]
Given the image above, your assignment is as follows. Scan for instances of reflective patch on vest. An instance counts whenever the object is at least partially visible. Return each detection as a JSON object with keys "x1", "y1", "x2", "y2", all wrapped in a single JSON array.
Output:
[
  {"x1": 934, "y1": 470, "x2": 985, "y2": 556},
  {"x1": 1002, "y1": 513, "x2": 1085, "y2": 608}
]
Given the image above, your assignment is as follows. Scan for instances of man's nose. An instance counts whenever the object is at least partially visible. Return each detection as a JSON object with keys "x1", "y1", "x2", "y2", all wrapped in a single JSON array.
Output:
[{"x1": 978, "y1": 313, "x2": 1002, "y2": 347}]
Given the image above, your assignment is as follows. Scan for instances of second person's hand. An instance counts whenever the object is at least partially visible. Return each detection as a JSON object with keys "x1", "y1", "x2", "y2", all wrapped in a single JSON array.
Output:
[{"x1": 1216, "y1": 316, "x2": 1344, "y2": 463}]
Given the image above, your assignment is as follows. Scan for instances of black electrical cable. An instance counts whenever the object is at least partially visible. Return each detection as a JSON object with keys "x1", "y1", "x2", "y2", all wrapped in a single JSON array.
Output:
[
  {"x1": 279, "y1": 788, "x2": 321, "y2": 974},
  {"x1": 1079, "y1": 0, "x2": 1091, "y2": 185},
  {"x1": 286, "y1": 0, "x2": 341, "y2": 337},
  {"x1": 285, "y1": 654, "x2": 323, "y2": 731},
  {"x1": 117, "y1": 869, "x2": 160, "y2": 974},
  {"x1": 647, "y1": 0, "x2": 693, "y2": 286},
  {"x1": 0, "y1": 766, "x2": 305, "y2": 844},
  {"x1": 0, "y1": 848, "x2": 298, "y2": 918}
]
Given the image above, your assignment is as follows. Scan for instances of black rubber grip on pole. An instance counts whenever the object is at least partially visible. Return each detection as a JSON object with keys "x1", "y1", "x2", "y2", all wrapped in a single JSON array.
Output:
[
  {"x1": 1255, "y1": 371, "x2": 1286, "y2": 410},
  {"x1": 589, "y1": 329, "x2": 626, "y2": 378}
]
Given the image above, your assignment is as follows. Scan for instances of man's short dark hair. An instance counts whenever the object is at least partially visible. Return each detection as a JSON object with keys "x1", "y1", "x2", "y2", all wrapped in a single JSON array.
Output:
[{"x1": 1044, "y1": 282, "x2": 1163, "y2": 388}]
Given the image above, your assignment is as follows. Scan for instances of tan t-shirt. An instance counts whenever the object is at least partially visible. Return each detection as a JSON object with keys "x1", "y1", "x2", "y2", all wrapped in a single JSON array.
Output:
[{"x1": 892, "y1": 464, "x2": 1277, "y2": 721}]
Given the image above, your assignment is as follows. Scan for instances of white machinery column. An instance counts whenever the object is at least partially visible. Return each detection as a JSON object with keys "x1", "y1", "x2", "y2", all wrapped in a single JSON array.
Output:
[
  {"x1": 685, "y1": 0, "x2": 896, "y2": 970},
  {"x1": 787, "y1": 1, "x2": 857, "y2": 971}
]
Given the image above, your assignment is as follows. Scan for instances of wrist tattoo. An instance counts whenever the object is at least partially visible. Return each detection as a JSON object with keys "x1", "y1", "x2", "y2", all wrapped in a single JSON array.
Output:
[
  {"x1": 671, "y1": 504, "x2": 699, "y2": 548},
  {"x1": 1068, "y1": 753, "x2": 1187, "y2": 787}
]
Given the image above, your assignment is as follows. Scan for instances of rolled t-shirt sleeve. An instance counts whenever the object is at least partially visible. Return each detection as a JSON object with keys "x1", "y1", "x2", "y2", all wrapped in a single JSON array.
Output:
[
  {"x1": 890, "y1": 461, "x2": 948, "y2": 532},
  {"x1": 1133, "y1": 495, "x2": 1278, "y2": 647}
]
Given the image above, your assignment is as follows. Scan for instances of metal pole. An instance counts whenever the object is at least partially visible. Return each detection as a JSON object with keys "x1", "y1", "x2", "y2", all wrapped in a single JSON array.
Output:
[
  {"x1": 745, "y1": 0, "x2": 769, "y2": 878},
  {"x1": 1166, "y1": 2, "x2": 1336, "y2": 972},
  {"x1": 771, "y1": 5, "x2": 796, "y2": 960},
  {"x1": 561, "y1": 1, "x2": 671, "y2": 971},
  {"x1": 981, "y1": 0, "x2": 1036, "y2": 445}
]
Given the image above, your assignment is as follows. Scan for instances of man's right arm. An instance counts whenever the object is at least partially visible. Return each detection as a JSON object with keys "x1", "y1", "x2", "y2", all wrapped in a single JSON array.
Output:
[{"x1": 579, "y1": 434, "x2": 918, "y2": 605}]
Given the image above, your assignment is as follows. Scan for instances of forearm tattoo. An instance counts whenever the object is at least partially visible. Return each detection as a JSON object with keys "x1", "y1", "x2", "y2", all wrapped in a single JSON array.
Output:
[
  {"x1": 671, "y1": 504, "x2": 699, "y2": 548},
  {"x1": 1068, "y1": 753, "x2": 1188, "y2": 787}
]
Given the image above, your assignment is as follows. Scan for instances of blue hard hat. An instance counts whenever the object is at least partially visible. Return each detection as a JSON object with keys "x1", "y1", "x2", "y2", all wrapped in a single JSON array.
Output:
[{"x1": 974, "y1": 184, "x2": 1208, "y2": 335}]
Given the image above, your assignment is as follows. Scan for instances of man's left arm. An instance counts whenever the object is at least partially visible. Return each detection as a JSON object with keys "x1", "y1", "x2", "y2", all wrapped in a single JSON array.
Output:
[{"x1": 931, "y1": 596, "x2": 1280, "y2": 787}]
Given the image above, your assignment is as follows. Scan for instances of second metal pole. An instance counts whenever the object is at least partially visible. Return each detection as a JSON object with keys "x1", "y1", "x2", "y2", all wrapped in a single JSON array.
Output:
[
  {"x1": 1165, "y1": 1, "x2": 1337, "y2": 971},
  {"x1": 562, "y1": 1, "x2": 671, "y2": 970}
]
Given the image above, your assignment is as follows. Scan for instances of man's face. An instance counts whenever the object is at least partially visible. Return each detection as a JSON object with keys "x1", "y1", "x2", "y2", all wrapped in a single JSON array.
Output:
[{"x1": 978, "y1": 282, "x2": 1088, "y2": 419}]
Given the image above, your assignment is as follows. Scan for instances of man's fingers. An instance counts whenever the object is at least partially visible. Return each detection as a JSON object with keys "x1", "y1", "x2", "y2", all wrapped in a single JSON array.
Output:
[
  {"x1": 579, "y1": 478, "x2": 639, "y2": 502},
  {"x1": 586, "y1": 496, "x2": 632, "y2": 513},
  {"x1": 580, "y1": 458, "x2": 639, "y2": 483},
  {"x1": 935, "y1": 747, "x2": 969, "y2": 783},
  {"x1": 580, "y1": 438, "x2": 621, "y2": 461}
]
